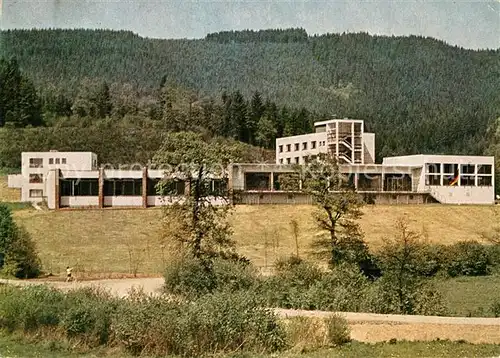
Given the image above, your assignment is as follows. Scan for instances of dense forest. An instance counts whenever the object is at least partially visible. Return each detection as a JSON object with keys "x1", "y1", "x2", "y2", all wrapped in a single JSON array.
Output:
[{"x1": 0, "y1": 28, "x2": 499, "y2": 167}]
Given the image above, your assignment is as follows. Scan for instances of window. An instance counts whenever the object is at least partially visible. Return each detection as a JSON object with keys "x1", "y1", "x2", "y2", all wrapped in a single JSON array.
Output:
[
  {"x1": 62, "y1": 158, "x2": 67, "y2": 164},
  {"x1": 425, "y1": 163, "x2": 441, "y2": 174},
  {"x1": 478, "y1": 176, "x2": 492, "y2": 186},
  {"x1": 29, "y1": 158, "x2": 43, "y2": 168},
  {"x1": 286, "y1": 158, "x2": 291, "y2": 164},
  {"x1": 279, "y1": 158, "x2": 283, "y2": 164},
  {"x1": 294, "y1": 143, "x2": 299, "y2": 151},
  {"x1": 104, "y1": 179, "x2": 142, "y2": 196},
  {"x1": 29, "y1": 189, "x2": 43, "y2": 198},
  {"x1": 478, "y1": 165, "x2": 492, "y2": 175},
  {"x1": 55, "y1": 158, "x2": 60, "y2": 164},
  {"x1": 461, "y1": 164, "x2": 475, "y2": 174},
  {"x1": 148, "y1": 178, "x2": 185, "y2": 196},
  {"x1": 74, "y1": 179, "x2": 99, "y2": 196},
  {"x1": 443, "y1": 163, "x2": 458, "y2": 174},
  {"x1": 294, "y1": 157, "x2": 299, "y2": 164},
  {"x1": 49, "y1": 158, "x2": 54, "y2": 165},
  {"x1": 29, "y1": 174, "x2": 43, "y2": 184},
  {"x1": 311, "y1": 141, "x2": 316, "y2": 149},
  {"x1": 286, "y1": 144, "x2": 291, "y2": 152},
  {"x1": 60, "y1": 179, "x2": 98, "y2": 196},
  {"x1": 303, "y1": 155, "x2": 309, "y2": 164},
  {"x1": 425, "y1": 175, "x2": 441, "y2": 186},
  {"x1": 302, "y1": 142, "x2": 307, "y2": 150},
  {"x1": 460, "y1": 175, "x2": 475, "y2": 186},
  {"x1": 279, "y1": 145, "x2": 283, "y2": 153}
]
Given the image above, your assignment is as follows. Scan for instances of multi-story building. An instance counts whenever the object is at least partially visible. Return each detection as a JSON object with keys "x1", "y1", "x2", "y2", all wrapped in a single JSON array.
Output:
[
  {"x1": 7, "y1": 119, "x2": 496, "y2": 208},
  {"x1": 276, "y1": 119, "x2": 375, "y2": 165}
]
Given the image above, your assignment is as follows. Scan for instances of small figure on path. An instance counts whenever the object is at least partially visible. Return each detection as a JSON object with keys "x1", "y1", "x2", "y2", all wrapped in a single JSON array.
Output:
[{"x1": 66, "y1": 266, "x2": 74, "y2": 282}]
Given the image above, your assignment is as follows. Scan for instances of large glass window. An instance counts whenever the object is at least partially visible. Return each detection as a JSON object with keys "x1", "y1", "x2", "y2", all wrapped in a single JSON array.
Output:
[
  {"x1": 60, "y1": 179, "x2": 98, "y2": 196},
  {"x1": 425, "y1": 175, "x2": 441, "y2": 186},
  {"x1": 443, "y1": 164, "x2": 458, "y2": 174},
  {"x1": 104, "y1": 179, "x2": 142, "y2": 196},
  {"x1": 425, "y1": 163, "x2": 441, "y2": 173},
  {"x1": 477, "y1": 165, "x2": 492, "y2": 175},
  {"x1": 460, "y1": 175, "x2": 475, "y2": 186},
  {"x1": 461, "y1": 164, "x2": 475, "y2": 174},
  {"x1": 478, "y1": 176, "x2": 492, "y2": 186}
]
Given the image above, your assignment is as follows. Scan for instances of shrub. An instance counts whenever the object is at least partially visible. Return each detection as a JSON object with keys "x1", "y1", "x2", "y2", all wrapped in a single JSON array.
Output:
[
  {"x1": 491, "y1": 300, "x2": 500, "y2": 317},
  {"x1": 113, "y1": 290, "x2": 286, "y2": 357},
  {"x1": 444, "y1": 241, "x2": 492, "y2": 277},
  {"x1": 324, "y1": 313, "x2": 351, "y2": 346},
  {"x1": 163, "y1": 256, "x2": 257, "y2": 298},
  {"x1": 61, "y1": 287, "x2": 117, "y2": 346},
  {"x1": 284, "y1": 317, "x2": 325, "y2": 352},
  {"x1": 163, "y1": 256, "x2": 217, "y2": 298},
  {"x1": 0, "y1": 285, "x2": 64, "y2": 332}
]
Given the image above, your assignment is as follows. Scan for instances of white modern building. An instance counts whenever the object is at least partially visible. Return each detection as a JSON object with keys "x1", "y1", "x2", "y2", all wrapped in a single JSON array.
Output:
[
  {"x1": 276, "y1": 119, "x2": 375, "y2": 165},
  {"x1": 6, "y1": 118, "x2": 496, "y2": 208}
]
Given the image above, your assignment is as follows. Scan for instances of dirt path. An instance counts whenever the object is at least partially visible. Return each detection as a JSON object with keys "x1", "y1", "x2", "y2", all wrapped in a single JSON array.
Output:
[{"x1": 2, "y1": 277, "x2": 500, "y2": 343}]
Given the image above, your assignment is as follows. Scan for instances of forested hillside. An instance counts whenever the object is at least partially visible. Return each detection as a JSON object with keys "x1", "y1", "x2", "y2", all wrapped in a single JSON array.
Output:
[{"x1": 0, "y1": 28, "x2": 499, "y2": 164}]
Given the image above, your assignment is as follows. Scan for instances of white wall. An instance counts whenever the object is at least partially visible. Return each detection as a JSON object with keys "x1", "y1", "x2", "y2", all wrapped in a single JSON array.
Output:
[
  {"x1": 276, "y1": 132, "x2": 327, "y2": 164},
  {"x1": 60, "y1": 196, "x2": 99, "y2": 207},
  {"x1": 429, "y1": 186, "x2": 494, "y2": 205},
  {"x1": 103, "y1": 196, "x2": 143, "y2": 207},
  {"x1": 7, "y1": 174, "x2": 22, "y2": 188},
  {"x1": 363, "y1": 133, "x2": 376, "y2": 164}
]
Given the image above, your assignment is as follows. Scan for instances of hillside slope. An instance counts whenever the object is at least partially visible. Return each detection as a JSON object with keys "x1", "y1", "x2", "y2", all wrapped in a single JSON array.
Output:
[
  {"x1": 13, "y1": 205, "x2": 498, "y2": 275},
  {"x1": 1, "y1": 29, "x2": 499, "y2": 159}
]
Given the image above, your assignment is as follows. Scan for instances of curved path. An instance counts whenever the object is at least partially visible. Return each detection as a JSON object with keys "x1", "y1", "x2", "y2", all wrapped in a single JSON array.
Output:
[{"x1": 2, "y1": 277, "x2": 499, "y2": 343}]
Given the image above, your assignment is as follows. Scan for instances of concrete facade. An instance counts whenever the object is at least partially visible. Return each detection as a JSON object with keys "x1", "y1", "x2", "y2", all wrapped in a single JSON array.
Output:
[
  {"x1": 276, "y1": 119, "x2": 375, "y2": 165},
  {"x1": 7, "y1": 129, "x2": 496, "y2": 208}
]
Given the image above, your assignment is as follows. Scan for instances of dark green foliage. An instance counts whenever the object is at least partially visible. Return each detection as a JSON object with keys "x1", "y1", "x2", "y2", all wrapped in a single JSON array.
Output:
[
  {"x1": 444, "y1": 241, "x2": 492, "y2": 277},
  {"x1": 206, "y1": 28, "x2": 309, "y2": 43},
  {"x1": 0, "y1": 57, "x2": 42, "y2": 127},
  {"x1": 260, "y1": 257, "x2": 371, "y2": 312},
  {"x1": 163, "y1": 256, "x2": 256, "y2": 298},
  {"x1": 0, "y1": 203, "x2": 40, "y2": 278},
  {"x1": 491, "y1": 300, "x2": 500, "y2": 317},
  {"x1": 0, "y1": 285, "x2": 64, "y2": 332},
  {"x1": 1, "y1": 28, "x2": 498, "y2": 162}
]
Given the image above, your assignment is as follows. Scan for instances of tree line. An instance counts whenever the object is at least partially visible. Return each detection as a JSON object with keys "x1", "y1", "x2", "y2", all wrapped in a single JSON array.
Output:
[{"x1": 0, "y1": 28, "x2": 499, "y2": 163}]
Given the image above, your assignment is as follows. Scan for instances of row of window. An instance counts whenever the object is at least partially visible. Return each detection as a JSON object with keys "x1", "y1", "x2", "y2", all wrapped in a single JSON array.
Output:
[
  {"x1": 279, "y1": 155, "x2": 319, "y2": 164},
  {"x1": 278, "y1": 140, "x2": 326, "y2": 153},
  {"x1": 425, "y1": 163, "x2": 492, "y2": 175},
  {"x1": 425, "y1": 174, "x2": 492, "y2": 186},
  {"x1": 59, "y1": 178, "x2": 228, "y2": 197},
  {"x1": 28, "y1": 157, "x2": 67, "y2": 168}
]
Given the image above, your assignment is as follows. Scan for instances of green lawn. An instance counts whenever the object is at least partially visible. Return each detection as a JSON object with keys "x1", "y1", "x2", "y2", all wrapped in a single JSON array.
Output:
[
  {"x1": 437, "y1": 275, "x2": 500, "y2": 317},
  {"x1": 1, "y1": 334, "x2": 500, "y2": 358}
]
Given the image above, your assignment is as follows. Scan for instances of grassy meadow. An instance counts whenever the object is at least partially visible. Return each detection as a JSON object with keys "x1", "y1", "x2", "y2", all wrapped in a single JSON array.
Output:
[{"x1": 9, "y1": 204, "x2": 499, "y2": 276}]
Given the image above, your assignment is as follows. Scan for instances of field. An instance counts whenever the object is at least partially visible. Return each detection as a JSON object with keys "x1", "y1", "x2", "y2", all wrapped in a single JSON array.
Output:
[
  {"x1": 10, "y1": 204, "x2": 499, "y2": 276},
  {"x1": 1, "y1": 334, "x2": 500, "y2": 358}
]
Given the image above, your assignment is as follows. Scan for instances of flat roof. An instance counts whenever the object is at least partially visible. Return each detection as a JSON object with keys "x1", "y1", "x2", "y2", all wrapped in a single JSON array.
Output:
[{"x1": 314, "y1": 118, "x2": 364, "y2": 126}]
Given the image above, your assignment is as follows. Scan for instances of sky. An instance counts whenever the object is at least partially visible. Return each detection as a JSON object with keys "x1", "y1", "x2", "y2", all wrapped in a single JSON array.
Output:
[{"x1": 0, "y1": 0, "x2": 499, "y2": 49}]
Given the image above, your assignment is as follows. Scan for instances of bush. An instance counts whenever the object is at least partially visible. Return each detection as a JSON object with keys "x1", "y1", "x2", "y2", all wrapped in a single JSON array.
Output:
[
  {"x1": 365, "y1": 275, "x2": 445, "y2": 315},
  {"x1": 444, "y1": 241, "x2": 492, "y2": 277},
  {"x1": 284, "y1": 317, "x2": 325, "y2": 352},
  {"x1": 61, "y1": 287, "x2": 117, "y2": 346},
  {"x1": 113, "y1": 290, "x2": 286, "y2": 357},
  {"x1": 163, "y1": 256, "x2": 257, "y2": 298},
  {"x1": 260, "y1": 259, "x2": 371, "y2": 312},
  {"x1": 0, "y1": 285, "x2": 64, "y2": 332},
  {"x1": 491, "y1": 300, "x2": 500, "y2": 317},
  {"x1": 324, "y1": 313, "x2": 351, "y2": 346}
]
